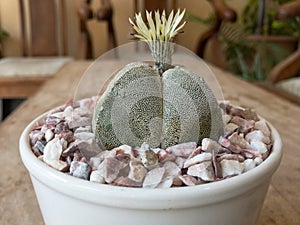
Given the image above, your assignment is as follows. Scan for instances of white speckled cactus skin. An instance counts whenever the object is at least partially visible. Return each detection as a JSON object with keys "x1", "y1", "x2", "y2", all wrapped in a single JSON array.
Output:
[
  {"x1": 162, "y1": 66, "x2": 224, "y2": 148},
  {"x1": 92, "y1": 62, "x2": 224, "y2": 150}
]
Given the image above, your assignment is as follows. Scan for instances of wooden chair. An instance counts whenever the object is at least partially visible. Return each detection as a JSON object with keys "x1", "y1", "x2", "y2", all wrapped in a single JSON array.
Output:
[
  {"x1": 195, "y1": 0, "x2": 300, "y2": 105},
  {"x1": 196, "y1": 0, "x2": 237, "y2": 69},
  {"x1": 268, "y1": 0, "x2": 300, "y2": 85},
  {"x1": 76, "y1": 0, "x2": 178, "y2": 59},
  {"x1": 256, "y1": 1, "x2": 300, "y2": 105},
  {"x1": 0, "y1": 0, "x2": 72, "y2": 99},
  {"x1": 133, "y1": 0, "x2": 177, "y2": 15},
  {"x1": 76, "y1": 0, "x2": 117, "y2": 59}
]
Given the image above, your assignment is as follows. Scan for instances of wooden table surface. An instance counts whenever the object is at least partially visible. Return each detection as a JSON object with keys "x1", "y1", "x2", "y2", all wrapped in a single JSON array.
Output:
[
  {"x1": 0, "y1": 60, "x2": 299, "y2": 225},
  {"x1": 0, "y1": 76, "x2": 49, "y2": 98}
]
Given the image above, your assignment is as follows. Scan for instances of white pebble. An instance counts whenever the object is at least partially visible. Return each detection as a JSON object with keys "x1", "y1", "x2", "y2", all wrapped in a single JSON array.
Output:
[
  {"x1": 157, "y1": 178, "x2": 173, "y2": 188},
  {"x1": 46, "y1": 160, "x2": 68, "y2": 171},
  {"x1": 97, "y1": 158, "x2": 125, "y2": 183},
  {"x1": 175, "y1": 157, "x2": 186, "y2": 168},
  {"x1": 162, "y1": 161, "x2": 181, "y2": 179},
  {"x1": 60, "y1": 138, "x2": 68, "y2": 149},
  {"x1": 50, "y1": 111, "x2": 66, "y2": 119},
  {"x1": 43, "y1": 137, "x2": 63, "y2": 162},
  {"x1": 254, "y1": 157, "x2": 263, "y2": 165},
  {"x1": 246, "y1": 130, "x2": 270, "y2": 144},
  {"x1": 74, "y1": 107, "x2": 92, "y2": 117},
  {"x1": 184, "y1": 152, "x2": 212, "y2": 168},
  {"x1": 166, "y1": 142, "x2": 197, "y2": 157},
  {"x1": 63, "y1": 105, "x2": 74, "y2": 116},
  {"x1": 187, "y1": 161, "x2": 215, "y2": 181},
  {"x1": 254, "y1": 119, "x2": 271, "y2": 137},
  {"x1": 113, "y1": 145, "x2": 134, "y2": 157},
  {"x1": 74, "y1": 126, "x2": 92, "y2": 134},
  {"x1": 228, "y1": 132, "x2": 251, "y2": 149},
  {"x1": 201, "y1": 138, "x2": 222, "y2": 152},
  {"x1": 45, "y1": 129, "x2": 54, "y2": 142},
  {"x1": 70, "y1": 161, "x2": 79, "y2": 174},
  {"x1": 250, "y1": 139, "x2": 268, "y2": 154},
  {"x1": 179, "y1": 175, "x2": 202, "y2": 186},
  {"x1": 90, "y1": 170, "x2": 105, "y2": 183},
  {"x1": 143, "y1": 167, "x2": 165, "y2": 188},
  {"x1": 220, "y1": 159, "x2": 244, "y2": 178},
  {"x1": 74, "y1": 132, "x2": 95, "y2": 141},
  {"x1": 66, "y1": 114, "x2": 91, "y2": 129},
  {"x1": 89, "y1": 156, "x2": 102, "y2": 170},
  {"x1": 42, "y1": 136, "x2": 67, "y2": 171},
  {"x1": 243, "y1": 159, "x2": 256, "y2": 172}
]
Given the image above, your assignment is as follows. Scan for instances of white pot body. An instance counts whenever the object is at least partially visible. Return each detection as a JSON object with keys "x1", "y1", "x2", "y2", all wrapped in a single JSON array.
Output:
[{"x1": 20, "y1": 113, "x2": 282, "y2": 225}]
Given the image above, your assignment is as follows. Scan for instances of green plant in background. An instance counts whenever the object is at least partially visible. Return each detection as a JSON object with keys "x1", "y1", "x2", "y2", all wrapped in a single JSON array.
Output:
[
  {"x1": 220, "y1": 22, "x2": 289, "y2": 81},
  {"x1": 271, "y1": 16, "x2": 300, "y2": 41},
  {"x1": 188, "y1": 0, "x2": 299, "y2": 82},
  {"x1": 235, "y1": 49, "x2": 264, "y2": 81},
  {"x1": 242, "y1": 0, "x2": 299, "y2": 38},
  {"x1": 187, "y1": 12, "x2": 215, "y2": 26},
  {"x1": 242, "y1": 0, "x2": 300, "y2": 41},
  {"x1": 223, "y1": 39, "x2": 288, "y2": 81},
  {"x1": 0, "y1": 27, "x2": 9, "y2": 57},
  {"x1": 0, "y1": 28, "x2": 9, "y2": 41},
  {"x1": 230, "y1": 0, "x2": 298, "y2": 81}
]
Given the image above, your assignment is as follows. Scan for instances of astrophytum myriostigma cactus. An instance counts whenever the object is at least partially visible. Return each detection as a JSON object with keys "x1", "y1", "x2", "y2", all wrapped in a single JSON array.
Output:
[{"x1": 92, "y1": 9, "x2": 224, "y2": 150}]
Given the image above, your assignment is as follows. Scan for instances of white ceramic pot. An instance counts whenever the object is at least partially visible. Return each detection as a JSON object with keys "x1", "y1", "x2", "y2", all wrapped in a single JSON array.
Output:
[{"x1": 19, "y1": 113, "x2": 282, "y2": 225}]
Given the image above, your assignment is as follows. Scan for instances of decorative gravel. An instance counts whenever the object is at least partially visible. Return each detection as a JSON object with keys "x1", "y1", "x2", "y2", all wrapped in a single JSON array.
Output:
[{"x1": 29, "y1": 97, "x2": 272, "y2": 188}]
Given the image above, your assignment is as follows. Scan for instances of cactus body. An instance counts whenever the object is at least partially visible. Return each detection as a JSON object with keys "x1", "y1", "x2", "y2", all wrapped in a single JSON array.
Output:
[{"x1": 92, "y1": 62, "x2": 224, "y2": 150}]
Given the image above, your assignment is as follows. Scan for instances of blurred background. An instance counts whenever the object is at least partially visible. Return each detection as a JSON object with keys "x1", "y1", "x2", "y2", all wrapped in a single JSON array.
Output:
[{"x1": 0, "y1": 0, "x2": 247, "y2": 58}]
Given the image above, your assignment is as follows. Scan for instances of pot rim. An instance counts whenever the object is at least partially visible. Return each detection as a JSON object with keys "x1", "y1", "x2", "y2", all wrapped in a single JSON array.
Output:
[{"x1": 19, "y1": 111, "x2": 282, "y2": 210}]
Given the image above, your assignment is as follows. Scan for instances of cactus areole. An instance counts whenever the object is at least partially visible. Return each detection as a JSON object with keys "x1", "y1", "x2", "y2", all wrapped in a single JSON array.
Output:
[{"x1": 92, "y1": 9, "x2": 224, "y2": 150}]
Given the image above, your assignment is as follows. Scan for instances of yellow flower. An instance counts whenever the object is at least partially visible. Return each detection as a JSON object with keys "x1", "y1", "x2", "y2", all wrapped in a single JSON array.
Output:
[{"x1": 129, "y1": 9, "x2": 186, "y2": 43}]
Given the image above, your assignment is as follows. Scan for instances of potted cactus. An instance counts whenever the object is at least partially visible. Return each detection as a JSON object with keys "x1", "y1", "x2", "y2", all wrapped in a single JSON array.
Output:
[{"x1": 19, "y1": 9, "x2": 283, "y2": 225}]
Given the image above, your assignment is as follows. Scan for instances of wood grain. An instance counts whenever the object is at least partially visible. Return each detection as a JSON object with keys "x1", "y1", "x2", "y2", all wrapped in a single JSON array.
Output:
[
  {"x1": 0, "y1": 61, "x2": 299, "y2": 225},
  {"x1": 0, "y1": 76, "x2": 49, "y2": 98}
]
